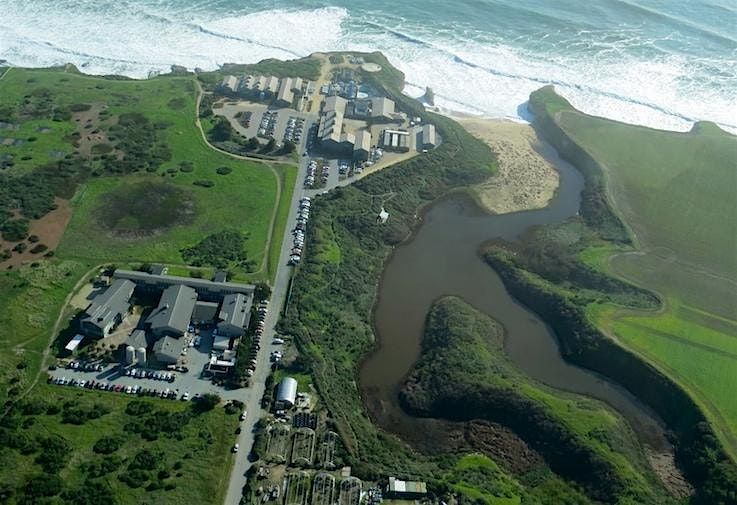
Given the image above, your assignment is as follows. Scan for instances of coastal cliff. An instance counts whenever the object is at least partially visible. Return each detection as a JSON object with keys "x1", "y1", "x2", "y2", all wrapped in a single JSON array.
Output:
[{"x1": 490, "y1": 86, "x2": 737, "y2": 503}]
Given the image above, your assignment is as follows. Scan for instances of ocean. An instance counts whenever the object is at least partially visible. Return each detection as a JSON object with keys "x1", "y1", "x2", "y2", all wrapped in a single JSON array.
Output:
[{"x1": 2, "y1": 0, "x2": 735, "y2": 132}]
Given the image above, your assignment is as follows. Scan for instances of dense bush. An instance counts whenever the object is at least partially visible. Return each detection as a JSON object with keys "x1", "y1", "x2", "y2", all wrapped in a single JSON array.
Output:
[
  {"x1": 61, "y1": 402, "x2": 110, "y2": 425},
  {"x1": 181, "y1": 230, "x2": 252, "y2": 271},
  {"x1": 93, "y1": 434, "x2": 126, "y2": 454},
  {"x1": 192, "y1": 393, "x2": 220, "y2": 414},
  {"x1": 1, "y1": 218, "x2": 29, "y2": 241},
  {"x1": 34, "y1": 435, "x2": 71, "y2": 473}
]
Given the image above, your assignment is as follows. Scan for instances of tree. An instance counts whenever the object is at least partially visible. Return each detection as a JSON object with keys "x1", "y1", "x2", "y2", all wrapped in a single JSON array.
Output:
[
  {"x1": 209, "y1": 117, "x2": 233, "y2": 142},
  {"x1": 246, "y1": 137, "x2": 260, "y2": 151},
  {"x1": 192, "y1": 393, "x2": 220, "y2": 413},
  {"x1": 254, "y1": 282, "x2": 272, "y2": 302},
  {"x1": 260, "y1": 138, "x2": 276, "y2": 154}
]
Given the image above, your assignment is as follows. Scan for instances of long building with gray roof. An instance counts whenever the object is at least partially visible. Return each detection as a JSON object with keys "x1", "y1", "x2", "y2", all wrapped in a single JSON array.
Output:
[
  {"x1": 145, "y1": 284, "x2": 197, "y2": 338},
  {"x1": 80, "y1": 279, "x2": 135, "y2": 338},
  {"x1": 113, "y1": 269, "x2": 254, "y2": 302}
]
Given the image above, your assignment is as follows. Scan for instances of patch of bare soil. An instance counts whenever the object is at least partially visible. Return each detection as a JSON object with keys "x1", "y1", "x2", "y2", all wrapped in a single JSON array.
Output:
[
  {"x1": 459, "y1": 118, "x2": 560, "y2": 214},
  {"x1": 0, "y1": 198, "x2": 72, "y2": 269},
  {"x1": 73, "y1": 103, "x2": 119, "y2": 159},
  {"x1": 645, "y1": 448, "x2": 694, "y2": 499}
]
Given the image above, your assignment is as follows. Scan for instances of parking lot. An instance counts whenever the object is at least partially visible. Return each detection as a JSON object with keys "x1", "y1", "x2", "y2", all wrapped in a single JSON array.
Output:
[
  {"x1": 218, "y1": 101, "x2": 311, "y2": 147},
  {"x1": 47, "y1": 330, "x2": 249, "y2": 402}
]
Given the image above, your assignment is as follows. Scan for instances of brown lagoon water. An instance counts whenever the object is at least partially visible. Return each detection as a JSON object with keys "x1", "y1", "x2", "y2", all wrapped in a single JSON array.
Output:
[{"x1": 360, "y1": 140, "x2": 669, "y2": 451}]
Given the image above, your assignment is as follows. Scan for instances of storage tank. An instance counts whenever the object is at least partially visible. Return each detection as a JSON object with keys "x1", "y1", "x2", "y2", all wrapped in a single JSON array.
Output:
[
  {"x1": 124, "y1": 345, "x2": 136, "y2": 365},
  {"x1": 135, "y1": 347, "x2": 146, "y2": 365}
]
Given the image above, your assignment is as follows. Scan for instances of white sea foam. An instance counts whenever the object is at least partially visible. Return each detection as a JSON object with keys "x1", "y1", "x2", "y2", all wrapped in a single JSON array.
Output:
[{"x1": 1, "y1": 1, "x2": 735, "y2": 133}]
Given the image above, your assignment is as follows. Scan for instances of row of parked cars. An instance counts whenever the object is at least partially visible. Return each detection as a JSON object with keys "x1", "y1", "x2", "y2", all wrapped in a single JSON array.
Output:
[
  {"x1": 258, "y1": 110, "x2": 279, "y2": 138},
  {"x1": 289, "y1": 196, "x2": 310, "y2": 265},
  {"x1": 284, "y1": 116, "x2": 304, "y2": 144},
  {"x1": 64, "y1": 360, "x2": 105, "y2": 372},
  {"x1": 247, "y1": 298, "x2": 270, "y2": 377},
  {"x1": 124, "y1": 368, "x2": 176, "y2": 382},
  {"x1": 304, "y1": 159, "x2": 318, "y2": 188},
  {"x1": 48, "y1": 375, "x2": 191, "y2": 400}
]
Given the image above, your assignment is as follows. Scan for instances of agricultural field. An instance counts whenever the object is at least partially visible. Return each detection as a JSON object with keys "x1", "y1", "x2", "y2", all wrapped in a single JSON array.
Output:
[
  {"x1": 265, "y1": 423, "x2": 292, "y2": 463},
  {"x1": 0, "y1": 67, "x2": 296, "y2": 282},
  {"x1": 539, "y1": 92, "x2": 737, "y2": 458}
]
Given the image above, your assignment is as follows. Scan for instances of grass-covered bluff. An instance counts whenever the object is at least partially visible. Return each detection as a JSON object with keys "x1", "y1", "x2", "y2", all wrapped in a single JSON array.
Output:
[{"x1": 401, "y1": 296, "x2": 670, "y2": 504}]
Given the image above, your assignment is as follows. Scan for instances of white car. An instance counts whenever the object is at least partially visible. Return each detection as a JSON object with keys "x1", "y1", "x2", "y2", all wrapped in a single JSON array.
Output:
[
  {"x1": 233, "y1": 444, "x2": 239, "y2": 453},
  {"x1": 273, "y1": 338, "x2": 285, "y2": 345},
  {"x1": 240, "y1": 411, "x2": 247, "y2": 421}
]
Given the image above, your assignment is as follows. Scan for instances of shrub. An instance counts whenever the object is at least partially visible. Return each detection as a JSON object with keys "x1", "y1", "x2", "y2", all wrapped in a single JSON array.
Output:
[
  {"x1": 216, "y1": 166, "x2": 232, "y2": 175},
  {"x1": 193, "y1": 179, "x2": 214, "y2": 188},
  {"x1": 192, "y1": 393, "x2": 220, "y2": 413},
  {"x1": 93, "y1": 434, "x2": 125, "y2": 454},
  {"x1": 1, "y1": 218, "x2": 29, "y2": 241},
  {"x1": 30, "y1": 244, "x2": 48, "y2": 254}
]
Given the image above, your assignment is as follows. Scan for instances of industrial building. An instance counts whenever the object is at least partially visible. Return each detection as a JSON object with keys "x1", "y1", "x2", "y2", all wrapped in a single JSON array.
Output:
[
  {"x1": 353, "y1": 130, "x2": 372, "y2": 161},
  {"x1": 98, "y1": 270, "x2": 257, "y2": 368},
  {"x1": 386, "y1": 477, "x2": 427, "y2": 499},
  {"x1": 192, "y1": 300, "x2": 219, "y2": 325},
  {"x1": 79, "y1": 279, "x2": 135, "y2": 338},
  {"x1": 381, "y1": 129, "x2": 410, "y2": 153},
  {"x1": 276, "y1": 376, "x2": 298, "y2": 409},
  {"x1": 217, "y1": 293, "x2": 251, "y2": 338},
  {"x1": 421, "y1": 123, "x2": 437, "y2": 150},
  {"x1": 113, "y1": 270, "x2": 254, "y2": 303},
  {"x1": 145, "y1": 284, "x2": 197, "y2": 338},
  {"x1": 153, "y1": 336, "x2": 184, "y2": 365}
]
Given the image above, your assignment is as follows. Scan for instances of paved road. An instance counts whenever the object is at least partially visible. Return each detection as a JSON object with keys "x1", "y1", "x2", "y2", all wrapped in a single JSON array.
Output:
[{"x1": 223, "y1": 118, "x2": 316, "y2": 505}]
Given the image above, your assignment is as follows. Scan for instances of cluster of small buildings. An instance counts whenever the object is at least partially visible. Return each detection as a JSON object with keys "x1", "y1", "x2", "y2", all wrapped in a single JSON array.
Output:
[
  {"x1": 315, "y1": 86, "x2": 438, "y2": 160},
  {"x1": 78, "y1": 269, "x2": 255, "y2": 370},
  {"x1": 219, "y1": 74, "x2": 315, "y2": 108},
  {"x1": 317, "y1": 95, "x2": 400, "y2": 160}
]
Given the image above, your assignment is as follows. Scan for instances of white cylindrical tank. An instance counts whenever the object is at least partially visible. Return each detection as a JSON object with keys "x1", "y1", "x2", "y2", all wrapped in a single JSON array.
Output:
[
  {"x1": 135, "y1": 347, "x2": 146, "y2": 365},
  {"x1": 125, "y1": 345, "x2": 136, "y2": 365}
]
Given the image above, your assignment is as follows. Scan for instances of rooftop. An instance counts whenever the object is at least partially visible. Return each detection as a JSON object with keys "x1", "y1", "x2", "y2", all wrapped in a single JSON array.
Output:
[
  {"x1": 81, "y1": 279, "x2": 135, "y2": 331},
  {"x1": 146, "y1": 284, "x2": 197, "y2": 335},
  {"x1": 113, "y1": 269, "x2": 254, "y2": 296}
]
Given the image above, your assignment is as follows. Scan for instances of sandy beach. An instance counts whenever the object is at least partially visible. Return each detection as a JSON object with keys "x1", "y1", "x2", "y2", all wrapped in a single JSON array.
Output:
[{"x1": 457, "y1": 117, "x2": 560, "y2": 214}]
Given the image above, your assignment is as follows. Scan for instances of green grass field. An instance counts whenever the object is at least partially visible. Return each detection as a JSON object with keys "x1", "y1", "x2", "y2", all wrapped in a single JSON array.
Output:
[
  {"x1": 536, "y1": 88, "x2": 737, "y2": 459},
  {"x1": 0, "y1": 66, "x2": 302, "y2": 503},
  {"x1": 0, "y1": 67, "x2": 296, "y2": 282}
]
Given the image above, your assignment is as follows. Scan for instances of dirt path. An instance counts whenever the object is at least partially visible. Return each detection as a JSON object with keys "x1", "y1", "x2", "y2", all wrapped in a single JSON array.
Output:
[
  {"x1": 193, "y1": 78, "x2": 283, "y2": 277},
  {"x1": 0, "y1": 67, "x2": 11, "y2": 81}
]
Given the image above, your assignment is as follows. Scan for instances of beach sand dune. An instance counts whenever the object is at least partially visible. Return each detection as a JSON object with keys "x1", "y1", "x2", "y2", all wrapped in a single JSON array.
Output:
[{"x1": 459, "y1": 118, "x2": 559, "y2": 215}]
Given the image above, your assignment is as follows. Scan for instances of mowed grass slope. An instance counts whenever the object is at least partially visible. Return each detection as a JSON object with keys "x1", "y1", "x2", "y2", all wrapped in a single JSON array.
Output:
[
  {"x1": 0, "y1": 68, "x2": 295, "y2": 279},
  {"x1": 536, "y1": 88, "x2": 737, "y2": 458}
]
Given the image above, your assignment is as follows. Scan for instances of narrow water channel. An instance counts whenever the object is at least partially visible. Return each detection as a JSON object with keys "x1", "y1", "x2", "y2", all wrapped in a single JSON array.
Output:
[{"x1": 360, "y1": 140, "x2": 670, "y2": 451}]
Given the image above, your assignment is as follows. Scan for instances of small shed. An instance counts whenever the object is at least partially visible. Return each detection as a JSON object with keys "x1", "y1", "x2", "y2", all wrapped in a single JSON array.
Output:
[{"x1": 65, "y1": 334, "x2": 85, "y2": 352}]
